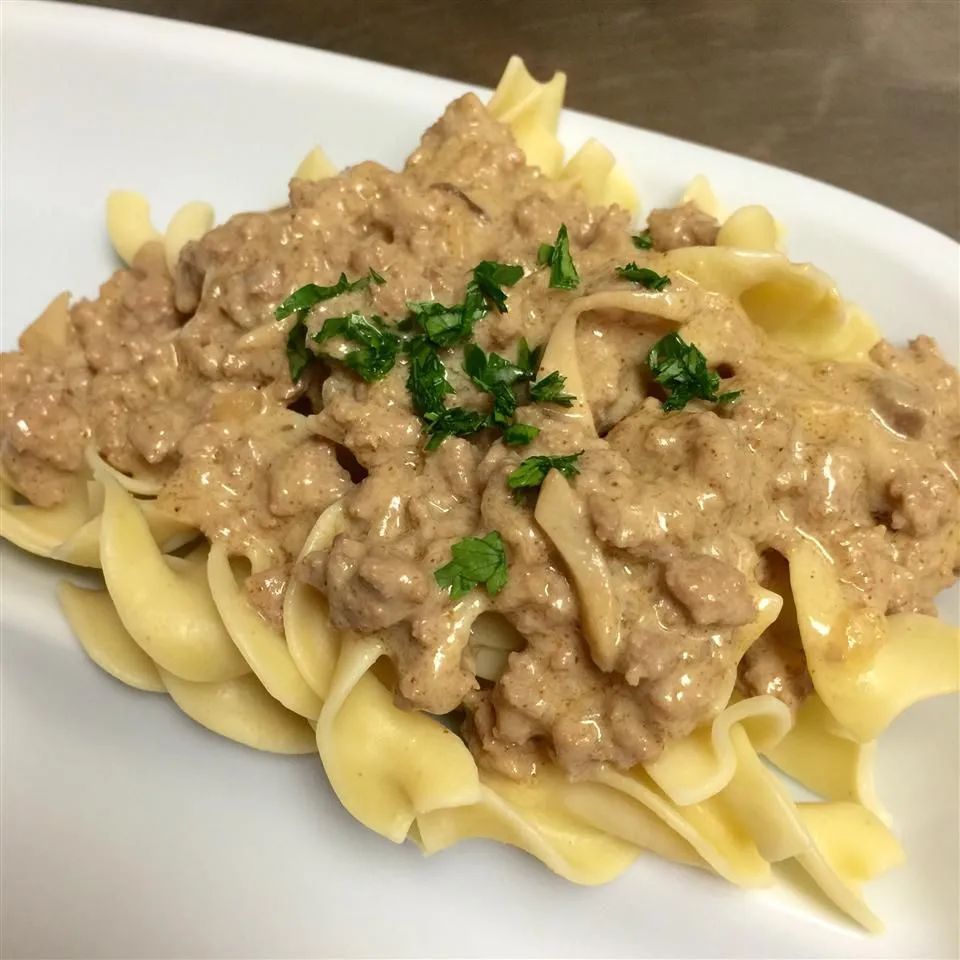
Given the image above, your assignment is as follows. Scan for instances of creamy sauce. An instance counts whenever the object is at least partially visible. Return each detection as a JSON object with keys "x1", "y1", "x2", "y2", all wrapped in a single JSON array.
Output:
[{"x1": 3, "y1": 93, "x2": 958, "y2": 780}]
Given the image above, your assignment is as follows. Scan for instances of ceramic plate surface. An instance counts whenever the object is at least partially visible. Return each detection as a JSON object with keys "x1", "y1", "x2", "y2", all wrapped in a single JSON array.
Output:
[{"x1": 2, "y1": 2, "x2": 958, "y2": 957}]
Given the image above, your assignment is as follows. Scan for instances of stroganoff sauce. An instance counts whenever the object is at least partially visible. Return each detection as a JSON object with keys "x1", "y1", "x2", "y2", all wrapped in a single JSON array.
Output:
[{"x1": 3, "y1": 95, "x2": 958, "y2": 780}]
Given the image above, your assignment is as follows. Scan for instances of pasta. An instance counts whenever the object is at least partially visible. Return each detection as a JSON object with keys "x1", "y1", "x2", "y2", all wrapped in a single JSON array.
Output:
[{"x1": 1, "y1": 56, "x2": 957, "y2": 936}]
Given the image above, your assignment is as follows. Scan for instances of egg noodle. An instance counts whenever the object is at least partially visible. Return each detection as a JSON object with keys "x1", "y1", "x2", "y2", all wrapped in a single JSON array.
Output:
[{"x1": 2, "y1": 57, "x2": 957, "y2": 933}]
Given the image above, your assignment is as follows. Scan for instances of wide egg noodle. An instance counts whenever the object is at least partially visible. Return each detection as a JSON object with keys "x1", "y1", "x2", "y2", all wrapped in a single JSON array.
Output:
[
  {"x1": 57, "y1": 581, "x2": 165, "y2": 692},
  {"x1": 106, "y1": 191, "x2": 163, "y2": 265},
  {"x1": 659, "y1": 246, "x2": 882, "y2": 365},
  {"x1": 764, "y1": 694, "x2": 888, "y2": 823},
  {"x1": 534, "y1": 470, "x2": 621, "y2": 671},
  {"x1": 488, "y1": 57, "x2": 638, "y2": 212},
  {"x1": 0, "y1": 469, "x2": 97, "y2": 560},
  {"x1": 163, "y1": 201, "x2": 214, "y2": 273},
  {"x1": 283, "y1": 501, "x2": 351, "y2": 700},
  {"x1": 788, "y1": 539, "x2": 960, "y2": 742},
  {"x1": 417, "y1": 767, "x2": 641, "y2": 885},
  {"x1": 207, "y1": 543, "x2": 323, "y2": 720},
  {"x1": 486, "y1": 55, "x2": 566, "y2": 177},
  {"x1": 315, "y1": 637, "x2": 481, "y2": 843},
  {"x1": 98, "y1": 473, "x2": 249, "y2": 683},
  {"x1": 468, "y1": 610, "x2": 522, "y2": 681},
  {"x1": 159, "y1": 668, "x2": 316, "y2": 755},
  {"x1": 792, "y1": 802, "x2": 905, "y2": 934},
  {"x1": 716, "y1": 204, "x2": 784, "y2": 253},
  {"x1": 682, "y1": 174, "x2": 726, "y2": 220},
  {"x1": 293, "y1": 146, "x2": 336, "y2": 181},
  {"x1": 53, "y1": 496, "x2": 196, "y2": 568},
  {"x1": 559, "y1": 138, "x2": 639, "y2": 214},
  {"x1": 593, "y1": 764, "x2": 772, "y2": 887},
  {"x1": 535, "y1": 289, "x2": 693, "y2": 432},
  {"x1": 105, "y1": 190, "x2": 213, "y2": 270},
  {"x1": 643, "y1": 689, "x2": 792, "y2": 807}
]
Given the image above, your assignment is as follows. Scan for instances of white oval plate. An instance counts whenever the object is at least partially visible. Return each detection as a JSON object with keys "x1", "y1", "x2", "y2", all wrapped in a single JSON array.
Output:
[{"x1": 1, "y1": 2, "x2": 957, "y2": 957}]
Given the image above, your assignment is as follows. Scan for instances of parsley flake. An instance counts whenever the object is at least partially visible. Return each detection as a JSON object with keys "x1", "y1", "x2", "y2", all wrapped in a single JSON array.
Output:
[
  {"x1": 313, "y1": 312, "x2": 400, "y2": 382},
  {"x1": 405, "y1": 336, "x2": 454, "y2": 416},
  {"x1": 470, "y1": 261, "x2": 524, "y2": 314},
  {"x1": 530, "y1": 370, "x2": 575, "y2": 407},
  {"x1": 463, "y1": 343, "x2": 528, "y2": 425},
  {"x1": 616, "y1": 262, "x2": 671, "y2": 291},
  {"x1": 435, "y1": 531, "x2": 509, "y2": 600},
  {"x1": 275, "y1": 269, "x2": 385, "y2": 320},
  {"x1": 502, "y1": 423, "x2": 541, "y2": 446},
  {"x1": 647, "y1": 331, "x2": 742, "y2": 412},
  {"x1": 507, "y1": 452, "x2": 583, "y2": 491},
  {"x1": 423, "y1": 407, "x2": 488, "y2": 450},
  {"x1": 537, "y1": 224, "x2": 580, "y2": 290},
  {"x1": 407, "y1": 261, "x2": 523, "y2": 349},
  {"x1": 406, "y1": 300, "x2": 472, "y2": 348},
  {"x1": 632, "y1": 230, "x2": 653, "y2": 250},
  {"x1": 286, "y1": 317, "x2": 313, "y2": 382},
  {"x1": 279, "y1": 270, "x2": 386, "y2": 381},
  {"x1": 516, "y1": 338, "x2": 543, "y2": 382}
]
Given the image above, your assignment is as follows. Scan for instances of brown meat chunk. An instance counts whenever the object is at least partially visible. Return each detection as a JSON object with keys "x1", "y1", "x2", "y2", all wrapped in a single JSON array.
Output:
[{"x1": 646, "y1": 201, "x2": 720, "y2": 250}]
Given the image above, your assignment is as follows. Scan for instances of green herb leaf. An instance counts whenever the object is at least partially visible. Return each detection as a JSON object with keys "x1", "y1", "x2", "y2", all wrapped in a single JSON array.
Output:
[
  {"x1": 470, "y1": 261, "x2": 524, "y2": 314},
  {"x1": 407, "y1": 300, "x2": 473, "y2": 348},
  {"x1": 406, "y1": 261, "x2": 523, "y2": 349},
  {"x1": 538, "y1": 224, "x2": 580, "y2": 290},
  {"x1": 278, "y1": 270, "x2": 386, "y2": 380},
  {"x1": 516, "y1": 338, "x2": 543, "y2": 382},
  {"x1": 463, "y1": 344, "x2": 528, "y2": 426},
  {"x1": 502, "y1": 422, "x2": 540, "y2": 446},
  {"x1": 647, "y1": 331, "x2": 741, "y2": 411},
  {"x1": 616, "y1": 262, "x2": 671, "y2": 291},
  {"x1": 312, "y1": 312, "x2": 399, "y2": 382},
  {"x1": 285, "y1": 314, "x2": 313, "y2": 382},
  {"x1": 507, "y1": 452, "x2": 583, "y2": 490},
  {"x1": 423, "y1": 406, "x2": 488, "y2": 450},
  {"x1": 275, "y1": 269, "x2": 385, "y2": 320},
  {"x1": 632, "y1": 230, "x2": 653, "y2": 250},
  {"x1": 435, "y1": 531, "x2": 509, "y2": 600},
  {"x1": 406, "y1": 336, "x2": 454, "y2": 416},
  {"x1": 530, "y1": 370, "x2": 575, "y2": 407}
]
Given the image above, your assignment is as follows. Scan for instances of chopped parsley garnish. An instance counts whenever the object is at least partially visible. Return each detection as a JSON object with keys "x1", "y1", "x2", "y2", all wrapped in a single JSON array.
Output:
[
  {"x1": 407, "y1": 260, "x2": 523, "y2": 348},
  {"x1": 530, "y1": 370, "x2": 575, "y2": 407},
  {"x1": 647, "y1": 331, "x2": 742, "y2": 412},
  {"x1": 423, "y1": 407, "x2": 487, "y2": 450},
  {"x1": 507, "y1": 452, "x2": 583, "y2": 491},
  {"x1": 469, "y1": 261, "x2": 524, "y2": 314},
  {"x1": 632, "y1": 230, "x2": 653, "y2": 250},
  {"x1": 279, "y1": 270, "x2": 386, "y2": 381},
  {"x1": 406, "y1": 300, "x2": 473, "y2": 348},
  {"x1": 537, "y1": 224, "x2": 580, "y2": 290},
  {"x1": 616, "y1": 262, "x2": 671, "y2": 291},
  {"x1": 502, "y1": 422, "x2": 540, "y2": 446},
  {"x1": 405, "y1": 336, "x2": 454, "y2": 416},
  {"x1": 313, "y1": 312, "x2": 400, "y2": 382},
  {"x1": 516, "y1": 338, "x2": 543, "y2": 382},
  {"x1": 286, "y1": 317, "x2": 313, "y2": 382},
  {"x1": 463, "y1": 343, "x2": 527, "y2": 425},
  {"x1": 406, "y1": 337, "x2": 487, "y2": 449},
  {"x1": 275, "y1": 269, "x2": 384, "y2": 320},
  {"x1": 435, "y1": 531, "x2": 509, "y2": 600}
]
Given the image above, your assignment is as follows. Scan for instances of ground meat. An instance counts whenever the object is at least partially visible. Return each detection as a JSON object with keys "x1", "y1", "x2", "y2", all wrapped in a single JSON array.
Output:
[
  {"x1": 664, "y1": 554, "x2": 755, "y2": 627},
  {"x1": 5, "y1": 90, "x2": 958, "y2": 783},
  {"x1": 646, "y1": 201, "x2": 720, "y2": 250},
  {"x1": 738, "y1": 632, "x2": 813, "y2": 712},
  {"x1": 244, "y1": 564, "x2": 290, "y2": 630}
]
